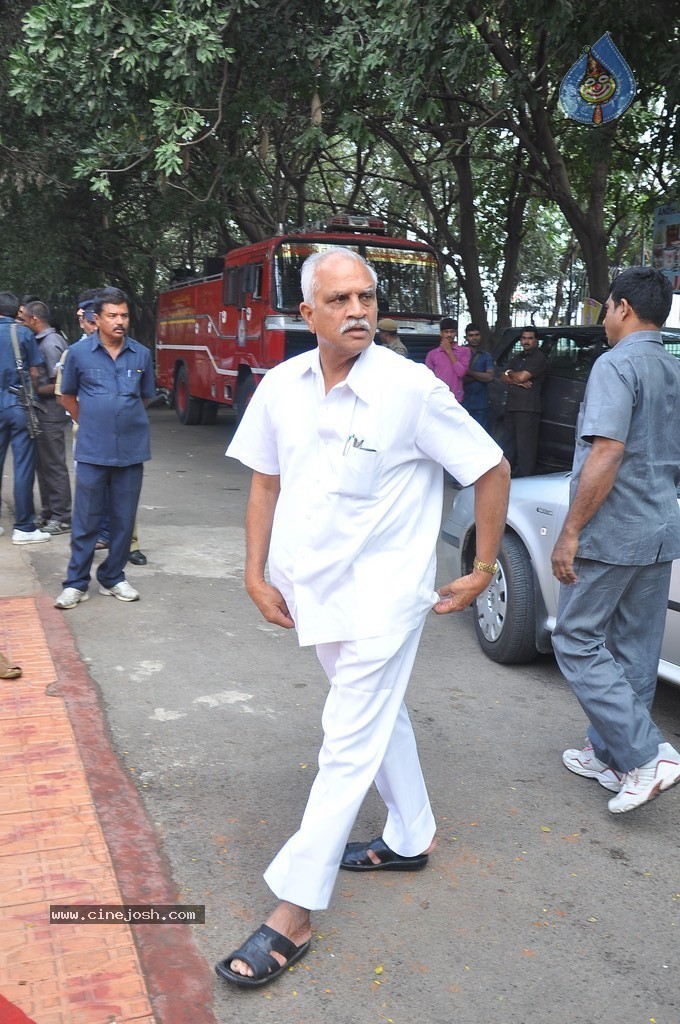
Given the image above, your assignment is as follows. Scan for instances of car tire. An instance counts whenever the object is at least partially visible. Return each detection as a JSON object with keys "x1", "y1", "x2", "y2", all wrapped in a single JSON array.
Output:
[
  {"x1": 473, "y1": 532, "x2": 538, "y2": 664},
  {"x1": 175, "y1": 365, "x2": 203, "y2": 426}
]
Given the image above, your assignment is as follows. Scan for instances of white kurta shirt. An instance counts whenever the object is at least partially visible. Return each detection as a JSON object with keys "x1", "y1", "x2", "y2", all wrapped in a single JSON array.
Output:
[{"x1": 227, "y1": 342, "x2": 502, "y2": 646}]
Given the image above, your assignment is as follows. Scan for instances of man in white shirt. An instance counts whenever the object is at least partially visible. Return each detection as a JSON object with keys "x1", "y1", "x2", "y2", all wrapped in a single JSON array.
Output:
[{"x1": 218, "y1": 249, "x2": 510, "y2": 988}]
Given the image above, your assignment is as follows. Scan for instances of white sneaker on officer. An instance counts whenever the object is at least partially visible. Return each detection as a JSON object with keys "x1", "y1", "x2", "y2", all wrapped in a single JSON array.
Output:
[
  {"x1": 55, "y1": 588, "x2": 89, "y2": 609},
  {"x1": 12, "y1": 528, "x2": 51, "y2": 545},
  {"x1": 562, "y1": 740, "x2": 622, "y2": 792},
  {"x1": 608, "y1": 743, "x2": 680, "y2": 813},
  {"x1": 99, "y1": 580, "x2": 139, "y2": 602}
]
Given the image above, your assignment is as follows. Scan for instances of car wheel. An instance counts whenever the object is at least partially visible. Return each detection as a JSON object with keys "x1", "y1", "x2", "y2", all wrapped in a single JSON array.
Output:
[
  {"x1": 175, "y1": 365, "x2": 203, "y2": 426},
  {"x1": 473, "y1": 532, "x2": 538, "y2": 664}
]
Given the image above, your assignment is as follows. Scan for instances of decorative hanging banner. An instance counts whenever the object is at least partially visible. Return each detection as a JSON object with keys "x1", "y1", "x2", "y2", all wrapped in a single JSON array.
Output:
[{"x1": 560, "y1": 33, "x2": 636, "y2": 125}]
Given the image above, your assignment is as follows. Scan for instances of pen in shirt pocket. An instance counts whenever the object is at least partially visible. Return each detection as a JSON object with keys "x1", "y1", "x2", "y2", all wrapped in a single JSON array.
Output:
[{"x1": 343, "y1": 434, "x2": 377, "y2": 456}]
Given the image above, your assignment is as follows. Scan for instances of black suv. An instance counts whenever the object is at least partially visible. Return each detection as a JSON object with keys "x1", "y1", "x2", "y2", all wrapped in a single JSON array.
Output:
[{"x1": 489, "y1": 325, "x2": 680, "y2": 471}]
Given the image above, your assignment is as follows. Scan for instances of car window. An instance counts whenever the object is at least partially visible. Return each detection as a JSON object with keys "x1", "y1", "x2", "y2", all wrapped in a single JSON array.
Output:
[
  {"x1": 661, "y1": 330, "x2": 680, "y2": 360},
  {"x1": 545, "y1": 334, "x2": 600, "y2": 381}
]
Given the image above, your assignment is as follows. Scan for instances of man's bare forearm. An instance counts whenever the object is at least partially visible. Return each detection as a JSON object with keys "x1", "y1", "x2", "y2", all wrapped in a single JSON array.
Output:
[
  {"x1": 245, "y1": 471, "x2": 280, "y2": 591},
  {"x1": 244, "y1": 471, "x2": 295, "y2": 628},
  {"x1": 561, "y1": 437, "x2": 624, "y2": 537},
  {"x1": 60, "y1": 395, "x2": 79, "y2": 421},
  {"x1": 433, "y1": 456, "x2": 510, "y2": 613},
  {"x1": 473, "y1": 457, "x2": 511, "y2": 568},
  {"x1": 551, "y1": 436, "x2": 624, "y2": 584}
]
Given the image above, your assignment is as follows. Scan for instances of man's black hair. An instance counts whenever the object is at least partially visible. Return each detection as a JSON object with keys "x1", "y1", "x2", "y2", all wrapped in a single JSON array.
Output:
[
  {"x1": 77, "y1": 288, "x2": 101, "y2": 305},
  {"x1": 23, "y1": 300, "x2": 51, "y2": 323},
  {"x1": 609, "y1": 266, "x2": 673, "y2": 327},
  {"x1": 465, "y1": 322, "x2": 481, "y2": 333},
  {"x1": 0, "y1": 292, "x2": 20, "y2": 318},
  {"x1": 21, "y1": 293, "x2": 41, "y2": 306},
  {"x1": 519, "y1": 326, "x2": 537, "y2": 336},
  {"x1": 93, "y1": 287, "x2": 128, "y2": 315}
]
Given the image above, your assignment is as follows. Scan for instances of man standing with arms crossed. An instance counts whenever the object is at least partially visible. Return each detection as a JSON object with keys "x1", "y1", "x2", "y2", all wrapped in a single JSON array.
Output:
[
  {"x1": 218, "y1": 249, "x2": 510, "y2": 988},
  {"x1": 552, "y1": 266, "x2": 680, "y2": 813},
  {"x1": 501, "y1": 326, "x2": 547, "y2": 476}
]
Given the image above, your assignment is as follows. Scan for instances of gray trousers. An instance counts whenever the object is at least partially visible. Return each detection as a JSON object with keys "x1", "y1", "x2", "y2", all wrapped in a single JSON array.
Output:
[
  {"x1": 552, "y1": 558, "x2": 672, "y2": 773},
  {"x1": 35, "y1": 414, "x2": 72, "y2": 523}
]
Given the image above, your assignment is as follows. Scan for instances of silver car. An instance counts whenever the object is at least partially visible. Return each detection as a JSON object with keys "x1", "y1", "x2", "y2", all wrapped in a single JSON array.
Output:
[{"x1": 442, "y1": 473, "x2": 680, "y2": 688}]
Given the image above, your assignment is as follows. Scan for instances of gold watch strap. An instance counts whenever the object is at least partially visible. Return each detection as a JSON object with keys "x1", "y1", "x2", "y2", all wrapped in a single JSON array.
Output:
[{"x1": 473, "y1": 558, "x2": 498, "y2": 574}]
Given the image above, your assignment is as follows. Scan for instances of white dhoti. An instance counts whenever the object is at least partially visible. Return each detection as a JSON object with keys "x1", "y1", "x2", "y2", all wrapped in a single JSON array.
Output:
[{"x1": 263, "y1": 622, "x2": 436, "y2": 910}]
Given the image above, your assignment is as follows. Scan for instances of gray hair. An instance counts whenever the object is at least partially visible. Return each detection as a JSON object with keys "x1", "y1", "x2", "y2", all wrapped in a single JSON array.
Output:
[{"x1": 300, "y1": 248, "x2": 378, "y2": 306}]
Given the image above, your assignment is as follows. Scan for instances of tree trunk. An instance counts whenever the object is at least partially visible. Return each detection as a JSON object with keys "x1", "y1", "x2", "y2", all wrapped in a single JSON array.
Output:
[{"x1": 493, "y1": 148, "x2": 531, "y2": 343}]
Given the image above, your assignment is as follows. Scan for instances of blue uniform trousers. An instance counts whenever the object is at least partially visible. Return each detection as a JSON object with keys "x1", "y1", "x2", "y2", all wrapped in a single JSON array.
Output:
[
  {"x1": 64, "y1": 462, "x2": 143, "y2": 591},
  {"x1": 552, "y1": 558, "x2": 671, "y2": 773},
  {"x1": 0, "y1": 402, "x2": 37, "y2": 531}
]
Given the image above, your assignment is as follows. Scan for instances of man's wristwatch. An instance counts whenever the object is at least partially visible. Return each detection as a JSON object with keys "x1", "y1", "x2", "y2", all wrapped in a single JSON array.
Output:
[{"x1": 473, "y1": 558, "x2": 498, "y2": 574}]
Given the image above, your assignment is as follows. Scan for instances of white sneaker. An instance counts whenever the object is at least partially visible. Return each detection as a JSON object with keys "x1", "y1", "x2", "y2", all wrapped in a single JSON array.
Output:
[
  {"x1": 608, "y1": 743, "x2": 680, "y2": 813},
  {"x1": 55, "y1": 588, "x2": 89, "y2": 609},
  {"x1": 12, "y1": 528, "x2": 51, "y2": 545},
  {"x1": 562, "y1": 741, "x2": 622, "y2": 792},
  {"x1": 99, "y1": 580, "x2": 139, "y2": 602}
]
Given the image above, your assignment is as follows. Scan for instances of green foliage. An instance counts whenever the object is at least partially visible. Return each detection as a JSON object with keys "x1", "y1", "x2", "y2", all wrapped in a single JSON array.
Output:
[{"x1": 0, "y1": 0, "x2": 676, "y2": 336}]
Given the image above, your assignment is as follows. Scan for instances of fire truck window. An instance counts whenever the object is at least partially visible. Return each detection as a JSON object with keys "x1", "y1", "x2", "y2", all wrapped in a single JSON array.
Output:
[
  {"x1": 273, "y1": 242, "x2": 360, "y2": 310},
  {"x1": 224, "y1": 269, "x2": 239, "y2": 306},
  {"x1": 244, "y1": 264, "x2": 262, "y2": 299},
  {"x1": 364, "y1": 247, "x2": 441, "y2": 317}
]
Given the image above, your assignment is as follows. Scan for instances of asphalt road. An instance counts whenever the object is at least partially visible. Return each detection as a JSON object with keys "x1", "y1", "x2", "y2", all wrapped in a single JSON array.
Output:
[{"x1": 20, "y1": 406, "x2": 680, "y2": 1024}]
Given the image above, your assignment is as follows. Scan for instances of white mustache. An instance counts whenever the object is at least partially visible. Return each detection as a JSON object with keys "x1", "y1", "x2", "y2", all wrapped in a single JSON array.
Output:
[{"x1": 340, "y1": 318, "x2": 371, "y2": 334}]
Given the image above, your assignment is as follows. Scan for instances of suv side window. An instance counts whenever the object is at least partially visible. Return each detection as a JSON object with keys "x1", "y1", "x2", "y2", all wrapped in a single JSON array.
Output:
[{"x1": 545, "y1": 334, "x2": 599, "y2": 381}]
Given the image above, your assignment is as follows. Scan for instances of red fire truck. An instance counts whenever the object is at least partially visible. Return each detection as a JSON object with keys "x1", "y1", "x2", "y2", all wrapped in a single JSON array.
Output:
[{"x1": 156, "y1": 215, "x2": 442, "y2": 424}]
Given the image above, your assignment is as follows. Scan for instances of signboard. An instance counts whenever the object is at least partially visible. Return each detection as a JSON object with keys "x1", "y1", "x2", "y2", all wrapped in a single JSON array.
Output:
[
  {"x1": 653, "y1": 203, "x2": 680, "y2": 294},
  {"x1": 579, "y1": 298, "x2": 602, "y2": 325}
]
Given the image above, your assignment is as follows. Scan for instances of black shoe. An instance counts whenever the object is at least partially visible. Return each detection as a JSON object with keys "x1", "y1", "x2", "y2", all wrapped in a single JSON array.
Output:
[
  {"x1": 340, "y1": 836, "x2": 430, "y2": 872},
  {"x1": 128, "y1": 549, "x2": 147, "y2": 566}
]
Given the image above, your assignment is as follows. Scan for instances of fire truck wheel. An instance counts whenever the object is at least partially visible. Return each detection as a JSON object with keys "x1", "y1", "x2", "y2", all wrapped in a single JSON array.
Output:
[
  {"x1": 200, "y1": 401, "x2": 219, "y2": 426},
  {"x1": 235, "y1": 374, "x2": 255, "y2": 424},
  {"x1": 175, "y1": 365, "x2": 203, "y2": 426}
]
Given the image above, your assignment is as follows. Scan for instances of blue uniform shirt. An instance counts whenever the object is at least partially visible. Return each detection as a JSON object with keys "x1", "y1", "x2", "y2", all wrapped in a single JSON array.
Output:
[
  {"x1": 0, "y1": 317, "x2": 43, "y2": 410},
  {"x1": 462, "y1": 349, "x2": 493, "y2": 409},
  {"x1": 572, "y1": 330, "x2": 680, "y2": 565},
  {"x1": 60, "y1": 332, "x2": 155, "y2": 466}
]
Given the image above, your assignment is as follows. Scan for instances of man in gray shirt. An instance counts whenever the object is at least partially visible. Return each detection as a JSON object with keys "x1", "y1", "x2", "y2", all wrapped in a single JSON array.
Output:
[
  {"x1": 23, "y1": 300, "x2": 72, "y2": 533},
  {"x1": 551, "y1": 266, "x2": 680, "y2": 813}
]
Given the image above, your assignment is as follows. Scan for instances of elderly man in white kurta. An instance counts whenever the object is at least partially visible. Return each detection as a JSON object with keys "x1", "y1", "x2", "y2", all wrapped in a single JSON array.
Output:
[{"x1": 217, "y1": 248, "x2": 510, "y2": 989}]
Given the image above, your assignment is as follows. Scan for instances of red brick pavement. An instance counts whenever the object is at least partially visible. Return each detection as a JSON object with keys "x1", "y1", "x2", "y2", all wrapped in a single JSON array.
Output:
[{"x1": 0, "y1": 595, "x2": 218, "y2": 1024}]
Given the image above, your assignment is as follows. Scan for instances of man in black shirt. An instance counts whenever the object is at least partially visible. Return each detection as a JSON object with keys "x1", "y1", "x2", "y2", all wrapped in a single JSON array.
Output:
[{"x1": 501, "y1": 327, "x2": 547, "y2": 476}]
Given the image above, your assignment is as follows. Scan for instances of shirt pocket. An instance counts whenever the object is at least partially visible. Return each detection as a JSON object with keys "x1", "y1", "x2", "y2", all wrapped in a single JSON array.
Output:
[
  {"x1": 332, "y1": 445, "x2": 381, "y2": 498},
  {"x1": 82, "y1": 368, "x2": 114, "y2": 394},
  {"x1": 116, "y1": 368, "x2": 142, "y2": 397}
]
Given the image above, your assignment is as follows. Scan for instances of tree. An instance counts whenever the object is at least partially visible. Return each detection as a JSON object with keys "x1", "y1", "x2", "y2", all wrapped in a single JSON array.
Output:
[{"x1": 3, "y1": 0, "x2": 677, "y2": 341}]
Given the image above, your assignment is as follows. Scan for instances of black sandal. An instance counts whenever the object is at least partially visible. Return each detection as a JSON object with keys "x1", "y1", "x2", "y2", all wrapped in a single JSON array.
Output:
[
  {"x1": 340, "y1": 835, "x2": 429, "y2": 872},
  {"x1": 215, "y1": 923, "x2": 311, "y2": 988}
]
